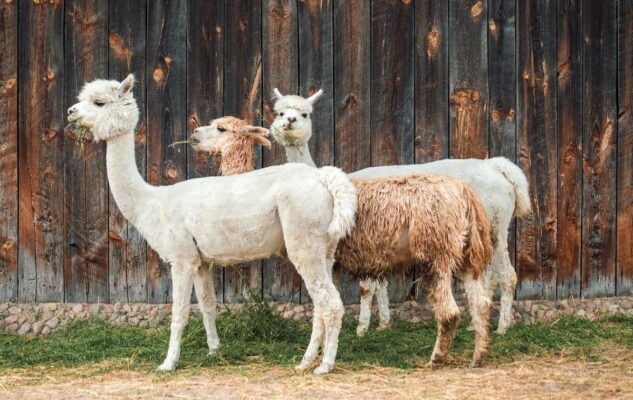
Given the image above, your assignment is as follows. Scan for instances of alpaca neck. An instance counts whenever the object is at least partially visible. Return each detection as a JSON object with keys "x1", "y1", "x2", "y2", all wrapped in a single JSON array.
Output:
[
  {"x1": 106, "y1": 132, "x2": 153, "y2": 225},
  {"x1": 284, "y1": 141, "x2": 316, "y2": 167},
  {"x1": 219, "y1": 137, "x2": 255, "y2": 176}
]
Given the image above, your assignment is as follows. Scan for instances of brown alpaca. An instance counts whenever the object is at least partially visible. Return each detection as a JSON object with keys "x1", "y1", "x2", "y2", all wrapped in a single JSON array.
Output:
[
  {"x1": 193, "y1": 129, "x2": 493, "y2": 367},
  {"x1": 191, "y1": 116, "x2": 271, "y2": 175},
  {"x1": 339, "y1": 174, "x2": 493, "y2": 366}
]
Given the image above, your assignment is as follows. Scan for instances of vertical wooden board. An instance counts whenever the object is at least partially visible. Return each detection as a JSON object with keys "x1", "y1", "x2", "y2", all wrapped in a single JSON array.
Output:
[
  {"x1": 370, "y1": 0, "x2": 414, "y2": 302},
  {"x1": 448, "y1": 0, "x2": 489, "y2": 160},
  {"x1": 0, "y1": 1, "x2": 18, "y2": 302},
  {"x1": 187, "y1": 0, "x2": 225, "y2": 304},
  {"x1": 581, "y1": 0, "x2": 617, "y2": 298},
  {"x1": 618, "y1": 0, "x2": 633, "y2": 295},
  {"x1": 63, "y1": 0, "x2": 109, "y2": 303},
  {"x1": 108, "y1": 0, "x2": 148, "y2": 303},
  {"x1": 223, "y1": 0, "x2": 263, "y2": 303},
  {"x1": 333, "y1": 0, "x2": 370, "y2": 304},
  {"x1": 414, "y1": 0, "x2": 448, "y2": 302},
  {"x1": 146, "y1": 0, "x2": 188, "y2": 303},
  {"x1": 262, "y1": 0, "x2": 301, "y2": 303},
  {"x1": 488, "y1": 0, "x2": 517, "y2": 292},
  {"x1": 556, "y1": 0, "x2": 582, "y2": 298},
  {"x1": 488, "y1": 0, "x2": 516, "y2": 162},
  {"x1": 415, "y1": 0, "x2": 448, "y2": 163},
  {"x1": 298, "y1": 0, "x2": 333, "y2": 304},
  {"x1": 516, "y1": 1, "x2": 557, "y2": 299},
  {"x1": 17, "y1": 0, "x2": 65, "y2": 302}
]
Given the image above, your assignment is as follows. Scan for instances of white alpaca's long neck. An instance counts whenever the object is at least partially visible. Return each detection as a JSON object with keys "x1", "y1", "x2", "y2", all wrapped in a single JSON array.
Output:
[
  {"x1": 106, "y1": 132, "x2": 153, "y2": 225},
  {"x1": 284, "y1": 141, "x2": 316, "y2": 167}
]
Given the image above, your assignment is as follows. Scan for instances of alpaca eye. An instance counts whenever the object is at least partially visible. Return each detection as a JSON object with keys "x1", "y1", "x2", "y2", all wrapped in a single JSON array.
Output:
[
  {"x1": 279, "y1": 112, "x2": 284, "y2": 117},
  {"x1": 94, "y1": 101, "x2": 105, "y2": 107},
  {"x1": 217, "y1": 127, "x2": 227, "y2": 132},
  {"x1": 302, "y1": 113, "x2": 308, "y2": 118}
]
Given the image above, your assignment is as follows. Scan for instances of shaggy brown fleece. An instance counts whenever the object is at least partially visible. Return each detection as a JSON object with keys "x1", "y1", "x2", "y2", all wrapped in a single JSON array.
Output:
[{"x1": 337, "y1": 174, "x2": 493, "y2": 280}]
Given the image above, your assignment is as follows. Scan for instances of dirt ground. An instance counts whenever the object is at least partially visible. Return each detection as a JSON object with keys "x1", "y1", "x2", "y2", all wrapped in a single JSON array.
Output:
[{"x1": 0, "y1": 353, "x2": 631, "y2": 400}]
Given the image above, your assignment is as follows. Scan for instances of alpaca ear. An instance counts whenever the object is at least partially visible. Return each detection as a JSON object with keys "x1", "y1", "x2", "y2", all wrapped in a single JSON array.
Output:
[
  {"x1": 273, "y1": 88, "x2": 284, "y2": 99},
  {"x1": 306, "y1": 88, "x2": 324, "y2": 105},
  {"x1": 118, "y1": 74, "x2": 135, "y2": 96},
  {"x1": 239, "y1": 126, "x2": 272, "y2": 148}
]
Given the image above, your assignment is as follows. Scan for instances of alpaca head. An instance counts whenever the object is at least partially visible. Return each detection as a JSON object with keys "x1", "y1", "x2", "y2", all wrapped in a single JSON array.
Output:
[
  {"x1": 191, "y1": 116, "x2": 271, "y2": 154},
  {"x1": 67, "y1": 74, "x2": 139, "y2": 142},
  {"x1": 270, "y1": 88, "x2": 323, "y2": 147}
]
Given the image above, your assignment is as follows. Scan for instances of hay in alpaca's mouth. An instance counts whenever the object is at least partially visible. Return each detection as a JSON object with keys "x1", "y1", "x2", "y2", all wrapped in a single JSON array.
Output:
[
  {"x1": 271, "y1": 126, "x2": 306, "y2": 147},
  {"x1": 64, "y1": 116, "x2": 93, "y2": 149}
]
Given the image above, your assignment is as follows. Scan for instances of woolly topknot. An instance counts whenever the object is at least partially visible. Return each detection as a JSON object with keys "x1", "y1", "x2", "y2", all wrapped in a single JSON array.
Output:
[{"x1": 273, "y1": 95, "x2": 314, "y2": 114}]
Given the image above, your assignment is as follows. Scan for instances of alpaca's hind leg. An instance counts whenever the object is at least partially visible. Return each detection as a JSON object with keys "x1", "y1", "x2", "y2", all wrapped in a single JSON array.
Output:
[
  {"x1": 496, "y1": 251, "x2": 517, "y2": 335},
  {"x1": 458, "y1": 271, "x2": 492, "y2": 367},
  {"x1": 357, "y1": 278, "x2": 377, "y2": 336},
  {"x1": 314, "y1": 279, "x2": 344, "y2": 375},
  {"x1": 295, "y1": 307, "x2": 325, "y2": 372},
  {"x1": 375, "y1": 279, "x2": 391, "y2": 330},
  {"x1": 423, "y1": 267, "x2": 461, "y2": 366},
  {"x1": 193, "y1": 263, "x2": 220, "y2": 354},
  {"x1": 158, "y1": 262, "x2": 196, "y2": 371}
]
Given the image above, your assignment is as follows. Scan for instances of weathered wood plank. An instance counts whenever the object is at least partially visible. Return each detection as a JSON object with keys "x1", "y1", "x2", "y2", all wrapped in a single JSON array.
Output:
[
  {"x1": 618, "y1": 0, "x2": 633, "y2": 296},
  {"x1": 415, "y1": 0, "x2": 448, "y2": 163},
  {"x1": 17, "y1": 0, "x2": 65, "y2": 302},
  {"x1": 186, "y1": 0, "x2": 224, "y2": 303},
  {"x1": 146, "y1": 0, "x2": 188, "y2": 303},
  {"x1": 556, "y1": 0, "x2": 582, "y2": 299},
  {"x1": 223, "y1": 0, "x2": 263, "y2": 303},
  {"x1": 516, "y1": 0, "x2": 557, "y2": 299},
  {"x1": 581, "y1": 0, "x2": 617, "y2": 297},
  {"x1": 298, "y1": 0, "x2": 333, "y2": 304},
  {"x1": 370, "y1": 0, "x2": 414, "y2": 302},
  {"x1": 63, "y1": 0, "x2": 109, "y2": 303},
  {"x1": 108, "y1": 0, "x2": 148, "y2": 303},
  {"x1": 333, "y1": 0, "x2": 370, "y2": 304},
  {"x1": 488, "y1": 0, "x2": 517, "y2": 296},
  {"x1": 0, "y1": 0, "x2": 18, "y2": 302},
  {"x1": 262, "y1": 0, "x2": 301, "y2": 303},
  {"x1": 413, "y1": 0, "x2": 448, "y2": 302},
  {"x1": 448, "y1": 0, "x2": 488, "y2": 160}
]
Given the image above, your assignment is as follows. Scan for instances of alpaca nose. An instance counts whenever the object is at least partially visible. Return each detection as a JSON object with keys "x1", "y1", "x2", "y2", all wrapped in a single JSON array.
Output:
[
  {"x1": 288, "y1": 117, "x2": 296, "y2": 123},
  {"x1": 67, "y1": 106, "x2": 76, "y2": 115}
]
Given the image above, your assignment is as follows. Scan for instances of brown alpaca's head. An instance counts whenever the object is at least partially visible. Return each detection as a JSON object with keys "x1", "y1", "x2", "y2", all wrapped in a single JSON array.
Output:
[
  {"x1": 191, "y1": 116, "x2": 271, "y2": 175},
  {"x1": 66, "y1": 74, "x2": 139, "y2": 143}
]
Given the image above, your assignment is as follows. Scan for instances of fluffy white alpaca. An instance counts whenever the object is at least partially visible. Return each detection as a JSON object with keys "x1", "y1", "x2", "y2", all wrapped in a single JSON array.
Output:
[
  {"x1": 66, "y1": 75, "x2": 357, "y2": 375},
  {"x1": 271, "y1": 89, "x2": 531, "y2": 335}
]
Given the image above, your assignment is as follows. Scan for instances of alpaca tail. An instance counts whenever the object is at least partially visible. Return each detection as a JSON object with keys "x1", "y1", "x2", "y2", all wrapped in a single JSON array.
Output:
[
  {"x1": 317, "y1": 166, "x2": 357, "y2": 241},
  {"x1": 463, "y1": 186, "x2": 494, "y2": 278},
  {"x1": 486, "y1": 157, "x2": 532, "y2": 218}
]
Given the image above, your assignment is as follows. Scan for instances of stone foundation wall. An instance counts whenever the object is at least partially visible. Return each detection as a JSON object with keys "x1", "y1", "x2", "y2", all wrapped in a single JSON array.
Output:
[{"x1": 1, "y1": 297, "x2": 632, "y2": 336}]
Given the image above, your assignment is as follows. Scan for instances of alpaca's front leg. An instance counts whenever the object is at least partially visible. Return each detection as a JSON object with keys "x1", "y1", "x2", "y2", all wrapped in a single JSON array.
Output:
[
  {"x1": 193, "y1": 263, "x2": 220, "y2": 354},
  {"x1": 295, "y1": 306, "x2": 325, "y2": 372},
  {"x1": 356, "y1": 278, "x2": 377, "y2": 336},
  {"x1": 158, "y1": 263, "x2": 195, "y2": 371},
  {"x1": 375, "y1": 279, "x2": 391, "y2": 330}
]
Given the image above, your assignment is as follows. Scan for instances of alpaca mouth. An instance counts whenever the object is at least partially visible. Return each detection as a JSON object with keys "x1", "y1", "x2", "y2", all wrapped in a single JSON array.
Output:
[
  {"x1": 271, "y1": 126, "x2": 304, "y2": 147},
  {"x1": 64, "y1": 116, "x2": 94, "y2": 145}
]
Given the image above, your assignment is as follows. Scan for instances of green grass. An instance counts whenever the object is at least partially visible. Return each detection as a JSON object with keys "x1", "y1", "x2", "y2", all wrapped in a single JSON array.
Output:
[{"x1": 0, "y1": 298, "x2": 631, "y2": 372}]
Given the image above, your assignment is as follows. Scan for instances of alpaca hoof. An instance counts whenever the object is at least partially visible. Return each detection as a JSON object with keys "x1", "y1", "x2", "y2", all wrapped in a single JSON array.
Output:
[
  {"x1": 294, "y1": 360, "x2": 314, "y2": 373},
  {"x1": 157, "y1": 361, "x2": 176, "y2": 371},
  {"x1": 313, "y1": 362, "x2": 333, "y2": 375},
  {"x1": 470, "y1": 359, "x2": 482, "y2": 368},
  {"x1": 376, "y1": 322, "x2": 392, "y2": 331},
  {"x1": 208, "y1": 347, "x2": 219, "y2": 356},
  {"x1": 356, "y1": 326, "x2": 368, "y2": 337},
  {"x1": 466, "y1": 324, "x2": 474, "y2": 332},
  {"x1": 495, "y1": 326, "x2": 508, "y2": 335}
]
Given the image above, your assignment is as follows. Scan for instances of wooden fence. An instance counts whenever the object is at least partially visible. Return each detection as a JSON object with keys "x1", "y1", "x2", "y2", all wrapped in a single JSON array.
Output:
[{"x1": 0, "y1": 0, "x2": 631, "y2": 304}]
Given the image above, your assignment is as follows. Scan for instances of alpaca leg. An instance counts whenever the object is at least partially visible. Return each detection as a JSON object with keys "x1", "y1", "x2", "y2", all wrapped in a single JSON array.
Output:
[
  {"x1": 193, "y1": 263, "x2": 220, "y2": 354},
  {"x1": 158, "y1": 263, "x2": 196, "y2": 371},
  {"x1": 357, "y1": 278, "x2": 376, "y2": 336},
  {"x1": 423, "y1": 268, "x2": 461, "y2": 367},
  {"x1": 314, "y1": 281, "x2": 344, "y2": 375},
  {"x1": 459, "y1": 271, "x2": 492, "y2": 367},
  {"x1": 375, "y1": 279, "x2": 391, "y2": 330},
  {"x1": 295, "y1": 306, "x2": 325, "y2": 372},
  {"x1": 496, "y1": 251, "x2": 517, "y2": 335}
]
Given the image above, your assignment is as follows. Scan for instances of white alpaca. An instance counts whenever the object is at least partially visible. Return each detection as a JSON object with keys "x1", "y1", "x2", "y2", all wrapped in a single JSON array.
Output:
[
  {"x1": 271, "y1": 89, "x2": 531, "y2": 335},
  {"x1": 66, "y1": 75, "x2": 357, "y2": 375}
]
